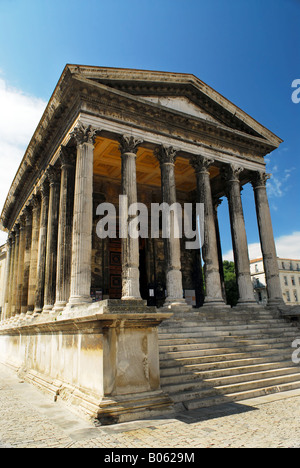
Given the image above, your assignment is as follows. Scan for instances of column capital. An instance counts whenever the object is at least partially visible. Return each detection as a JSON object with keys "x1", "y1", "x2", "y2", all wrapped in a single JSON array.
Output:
[
  {"x1": 190, "y1": 155, "x2": 214, "y2": 174},
  {"x1": 29, "y1": 193, "x2": 41, "y2": 210},
  {"x1": 39, "y1": 179, "x2": 50, "y2": 199},
  {"x1": 71, "y1": 123, "x2": 98, "y2": 146},
  {"x1": 23, "y1": 205, "x2": 33, "y2": 224},
  {"x1": 8, "y1": 231, "x2": 15, "y2": 244},
  {"x1": 59, "y1": 145, "x2": 76, "y2": 168},
  {"x1": 13, "y1": 223, "x2": 20, "y2": 237},
  {"x1": 7, "y1": 235, "x2": 12, "y2": 248},
  {"x1": 18, "y1": 213, "x2": 26, "y2": 230},
  {"x1": 46, "y1": 166, "x2": 60, "y2": 186},
  {"x1": 222, "y1": 164, "x2": 244, "y2": 183},
  {"x1": 251, "y1": 171, "x2": 271, "y2": 190},
  {"x1": 154, "y1": 145, "x2": 178, "y2": 165},
  {"x1": 119, "y1": 135, "x2": 143, "y2": 155}
]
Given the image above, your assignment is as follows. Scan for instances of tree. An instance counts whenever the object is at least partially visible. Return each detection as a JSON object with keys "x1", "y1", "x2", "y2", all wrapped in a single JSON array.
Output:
[{"x1": 223, "y1": 260, "x2": 239, "y2": 307}]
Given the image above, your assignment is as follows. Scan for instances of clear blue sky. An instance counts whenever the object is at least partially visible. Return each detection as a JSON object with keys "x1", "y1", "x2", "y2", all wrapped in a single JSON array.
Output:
[{"x1": 0, "y1": 0, "x2": 299, "y2": 258}]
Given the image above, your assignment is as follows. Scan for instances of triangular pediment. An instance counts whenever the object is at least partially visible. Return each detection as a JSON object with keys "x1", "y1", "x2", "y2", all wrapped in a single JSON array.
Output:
[
  {"x1": 65, "y1": 65, "x2": 283, "y2": 147},
  {"x1": 138, "y1": 95, "x2": 222, "y2": 124}
]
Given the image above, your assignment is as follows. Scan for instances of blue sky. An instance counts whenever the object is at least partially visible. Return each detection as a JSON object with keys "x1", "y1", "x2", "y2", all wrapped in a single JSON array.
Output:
[{"x1": 0, "y1": 0, "x2": 299, "y2": 259}]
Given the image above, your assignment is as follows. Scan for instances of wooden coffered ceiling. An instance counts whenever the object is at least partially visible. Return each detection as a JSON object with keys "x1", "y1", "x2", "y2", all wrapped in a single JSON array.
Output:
[{"x1": 93, "y1": 137, "x2": 219, "y2": 192}]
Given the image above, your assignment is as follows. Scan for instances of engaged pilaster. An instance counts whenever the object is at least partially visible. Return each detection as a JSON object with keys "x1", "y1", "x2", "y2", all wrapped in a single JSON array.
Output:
[
  {"x1": 222, "y1": 164, "x2": 256, "y2": 306},
  {"x1": 191, "y1": 156, "x2": 225, "y2": 307},
  {"x1": 251, "y1": 171, "x2": 284, "y2": 305}
]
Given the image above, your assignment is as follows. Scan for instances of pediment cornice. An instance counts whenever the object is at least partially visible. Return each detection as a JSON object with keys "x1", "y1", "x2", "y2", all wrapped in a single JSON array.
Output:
[{"x1": 0, "y1": 65, "x2": 283, "y2": 232}]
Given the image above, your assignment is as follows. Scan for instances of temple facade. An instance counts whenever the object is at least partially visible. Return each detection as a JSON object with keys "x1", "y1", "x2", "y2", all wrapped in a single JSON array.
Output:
[{"x1": 0, "y1": 65, "x2": 285, "y2": 423}]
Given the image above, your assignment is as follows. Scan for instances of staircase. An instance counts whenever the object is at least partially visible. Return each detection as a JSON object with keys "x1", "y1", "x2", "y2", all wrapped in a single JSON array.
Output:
[{"x1": 158, "y1": 307, "x2": 300, "y2": 411}]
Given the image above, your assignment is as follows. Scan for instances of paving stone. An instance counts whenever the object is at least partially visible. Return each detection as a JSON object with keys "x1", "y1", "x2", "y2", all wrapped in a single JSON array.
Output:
[{"x1": 1, "y1": 362, "x2": 300, "y2": 448}]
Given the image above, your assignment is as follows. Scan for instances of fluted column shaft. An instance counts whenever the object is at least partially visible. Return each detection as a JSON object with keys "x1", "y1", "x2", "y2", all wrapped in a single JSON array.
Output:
[
  {"x1": 68, "y1": 124, "x2": 97, "y2": 305},
  {"x1": 6, "y1": 234, "x2": 15, "y2": 319},
  {"x1": 224, "y1": 165, "x2": 256, "y2": 305},
  {"x1": 191, "y1": 156, "x2": 225, "y2": 306},
  {"x1": 2, "y1": 237, "x2": 12, "y2": 321},
  {"x1": 155, "y1": 145, "x2": 187, "y2": 308},
  {"x1": 15, "y1": 217, "x2": 26, "y2": 315},
  {"x1": 10, "y1": 225, "x2": 20, "y2": 316},
  {"x1": 54, "y1": 147, "x2": 75, "y2": 311},
  {"x1": 27, "y1": 195, "x2": 41, "y2": 313},
  {"x1": 43, "y1": 167, "x2": 60, "y2": 312},
  {"x1": 34, "y1": 182, "x2": 49, "y2": 313},
  {"x1": 252, "y1": 172, "x2": 284, "y2": 305},
  {"x1": 20, "y1": 207, "x2": 33, "y2": 315},
  {"x1": 119, "y1": 135, "x2": 142, "y2": 300}
]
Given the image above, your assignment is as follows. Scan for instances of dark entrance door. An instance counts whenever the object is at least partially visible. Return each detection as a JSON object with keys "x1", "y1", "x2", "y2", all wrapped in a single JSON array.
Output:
[{"x1": 109, "y1": 238, "x2": 122, "y2": 299}]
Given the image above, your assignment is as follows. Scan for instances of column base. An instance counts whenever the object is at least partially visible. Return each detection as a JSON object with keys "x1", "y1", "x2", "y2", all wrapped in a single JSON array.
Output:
[
  {"x1": 67, "y1": 296, "x2": 93, "y2": 308},
  {"x1": 203, "y1": 296, "x2": 229, "y2": 307},
  {"x1": 121, "y1": 296, "x2": 142, "y2": 301},
  {"x1": 42, "y1": 305, "x2": 54, "y2": 314},
  {"x1": 163, "y1": 298, "x2": 192, "y2": 312},
  {"x1": 53, "y1": 301, "x2": 67, "y2": 312}
]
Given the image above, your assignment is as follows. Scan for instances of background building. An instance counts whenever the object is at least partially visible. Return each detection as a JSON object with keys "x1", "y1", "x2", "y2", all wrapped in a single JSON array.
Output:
[{"x1": 251, "y1": 258, "x2": 300, "y2": 306}]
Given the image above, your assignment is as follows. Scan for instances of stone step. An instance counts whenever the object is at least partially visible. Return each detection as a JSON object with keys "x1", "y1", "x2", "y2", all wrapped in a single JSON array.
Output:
[
  {"x1": 159, "y1": 335, "x2": 295, "y2": 351},
  {"x1": 158, "y1": 334, "x2": 297, "y2": 347},
  {"x1": 162, "y1": 367, "x2": 300, "y2": 395},
  {"x1": 158, "y1": 328, "x2": 298, "y2": 341},
  {"x1": 160, "y1": 319, "x2": 286, "y2": 329},
  {"x1": 158, "y1": 323, "x2": 299, "y2": 336},
  {"x1": 203, "y1": 366, "x2": 300, "y2": 387},
  {"x1": 160, "y1": 360, "x2": 298, "y2": 385},
  {"x1": 183, "y1": 380, "x2": 300, "y2": 411},
  {"x1": 168, "y1": 373, "x2": 300, "y2": 403},
  {"x1": 159, "y1": 342, "x2": 292, "y2": 360},
  {"x1": 160, "y1": 320, "x2": 294, "y2": 331},
  {"x1": 159, "y1": 347, "x2": 292, "y2": 369},
  {"x1": 160, "y1": 354, "x2": 292, "y2": 375}
]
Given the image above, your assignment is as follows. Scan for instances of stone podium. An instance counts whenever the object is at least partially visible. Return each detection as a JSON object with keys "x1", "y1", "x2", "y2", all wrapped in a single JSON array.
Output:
[{"x1": 0, "y1": 301, "x2": 173, "y2": 424}]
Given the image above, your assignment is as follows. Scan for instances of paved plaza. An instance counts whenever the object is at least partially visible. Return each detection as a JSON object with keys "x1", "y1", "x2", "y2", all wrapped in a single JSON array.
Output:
[{"x1": 0, "y1": 363, "x2": 300, "y2": 449}]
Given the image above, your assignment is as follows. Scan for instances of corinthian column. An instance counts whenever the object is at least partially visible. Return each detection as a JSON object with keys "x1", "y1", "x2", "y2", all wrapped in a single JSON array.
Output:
[
  {"x1": 252, "y1": 171, "x2": 284, "y2": 305},
  {"x1": 191, "y1": 156, "x2": 225, "y2": 306},
  {"x1": 119, "y1": 135, "x2": 143, "y2": 300},
  {"x1": 10, "y1": 225, "x2": 20, "y2": 317},
  {"x1": 43, "y1": 166, "x2": 60, "y2": 312},
  {"x1": 155, "y1": 145, "x2": 188, "y2": 308},
  {"x1": 20, "y1": 206, "x2": 33, "y2": 316},
  {"x1": 15, "y1": 216, "x2": 26, "y2": 316},
  {"x1": 34, "y1": 181, "x2": 49, "y2": 314},
  {"x1": 223, "y1": 164, "x2": 256, "y2": 305},
  {"x1": 6, "y1": 232, "x2": 15, "y2": 319},
  {"x1": 27, "y1": 194, "x2": 41, "y2": 314},
  {"x1": 2, "y1": 236, "x2": 12, "y2": 321},
  {"x1": 54, "y1": 146, "x2": 75, "y2": 311},
  {"x1": 68, "y1": 124, "x2": 97, "y2": 306}
]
